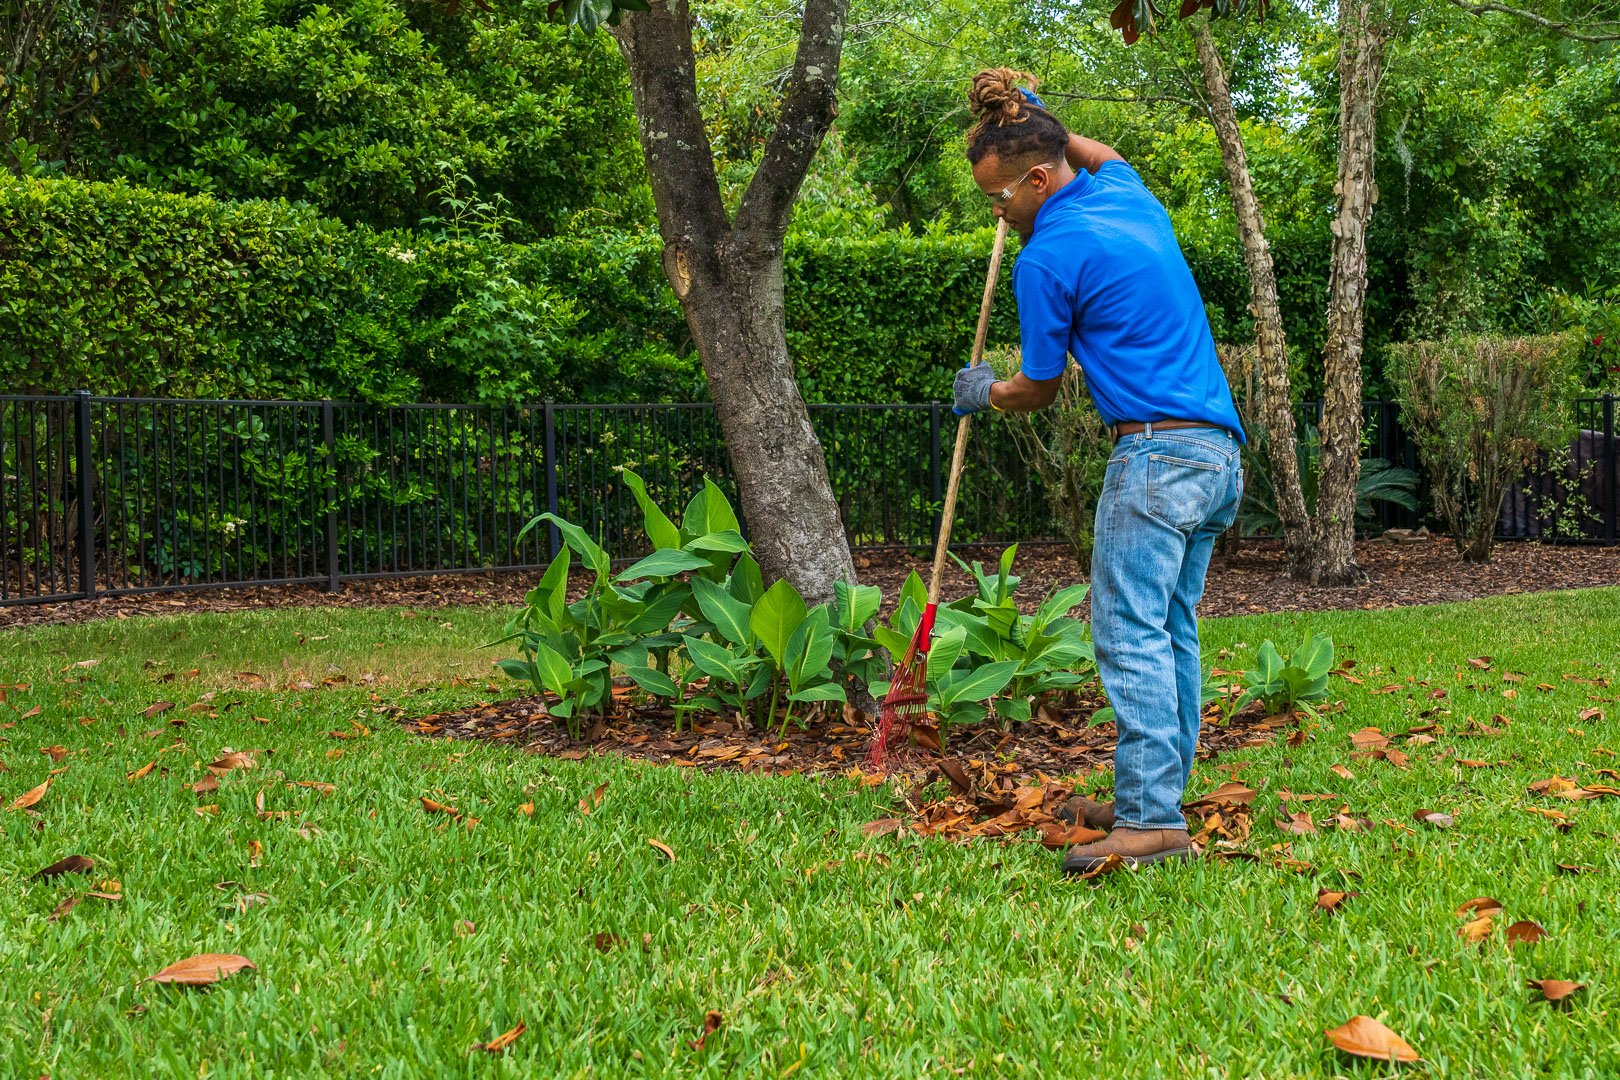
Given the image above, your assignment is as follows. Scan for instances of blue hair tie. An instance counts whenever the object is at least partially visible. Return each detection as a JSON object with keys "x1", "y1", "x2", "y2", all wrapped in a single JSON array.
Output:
[{"x1": 1019, "y1": 86, "x2": 1048, "y2": 111}]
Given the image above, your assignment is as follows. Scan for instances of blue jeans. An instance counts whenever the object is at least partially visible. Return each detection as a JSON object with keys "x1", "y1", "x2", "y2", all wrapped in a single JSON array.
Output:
[{"x1": 1090, "y1": 426, "x2": 1243, "y2": 830}]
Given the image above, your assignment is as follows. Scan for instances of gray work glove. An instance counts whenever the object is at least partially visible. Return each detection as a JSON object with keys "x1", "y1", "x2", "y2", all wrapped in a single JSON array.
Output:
[{"x1": 953, "y1": 363, "x2": 997, "y2": 416}]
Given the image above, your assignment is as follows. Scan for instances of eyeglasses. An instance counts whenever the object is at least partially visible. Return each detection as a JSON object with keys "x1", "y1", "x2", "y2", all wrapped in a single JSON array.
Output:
[{"x1": 990, "y1": 162, "x2": 1056, "y2": 204}]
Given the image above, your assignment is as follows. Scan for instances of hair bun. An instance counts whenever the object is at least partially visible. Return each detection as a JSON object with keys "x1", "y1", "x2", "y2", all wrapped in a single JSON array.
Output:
[{"x1": 969, "y1": 68, "x2": 1039, "y2": 128}]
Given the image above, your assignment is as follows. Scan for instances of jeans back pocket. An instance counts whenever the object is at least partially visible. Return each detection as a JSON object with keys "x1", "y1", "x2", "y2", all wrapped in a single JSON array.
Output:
[{"x1": 1145, "y1": 452, "x2": 1225, "y2": 531}]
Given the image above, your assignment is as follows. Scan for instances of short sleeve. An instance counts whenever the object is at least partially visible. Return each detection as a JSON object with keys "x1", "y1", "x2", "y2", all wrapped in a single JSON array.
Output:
[{"x1": 1013, "y1": 259, "x2": 1073, "y2": 381}]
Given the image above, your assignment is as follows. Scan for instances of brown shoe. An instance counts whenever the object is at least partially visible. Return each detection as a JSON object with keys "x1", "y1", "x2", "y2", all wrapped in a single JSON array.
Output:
[
  {"x1": 1057, "y1": 795, "x2": 1116, "y2": 831},
  {"x1": 1061, "y1": 827, "x2": 1194, "y2": 875}
]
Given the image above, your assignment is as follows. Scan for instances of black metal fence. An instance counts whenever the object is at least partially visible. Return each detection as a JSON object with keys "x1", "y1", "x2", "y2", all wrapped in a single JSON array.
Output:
[{"x1": 2, "y1": 393, "x2": 1615, "y2": 607}]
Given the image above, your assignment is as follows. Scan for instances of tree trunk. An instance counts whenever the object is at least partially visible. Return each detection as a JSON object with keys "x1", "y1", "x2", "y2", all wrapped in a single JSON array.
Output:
[
  {"x1": 1310, "y1": 0, "x2": 1384, "y2": 586},
  {"x1": 611, "y1": 0, "x2": 855, "y2": 606},
  {"x1": 1192, "y1": 23, "x2": 1311, "y2": 575}
]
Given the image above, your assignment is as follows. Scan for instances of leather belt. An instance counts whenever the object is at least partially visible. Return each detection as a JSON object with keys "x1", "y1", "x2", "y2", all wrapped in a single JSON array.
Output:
[{"x1": 1109, "y1": 419, "x2": 1223, "y2": 442}]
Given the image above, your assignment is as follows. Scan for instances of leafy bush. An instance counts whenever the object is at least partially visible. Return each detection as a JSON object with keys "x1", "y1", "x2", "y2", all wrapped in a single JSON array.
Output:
[
  {"x1": 1387, "y1": 333, "x2": 1584, "y2": 562},
  {"x1": 1231, "y1": 634, "x2": 1337, "y2": 718},
  {"x1": 0, "y1": 174, "x2": 582, "y2": 403},
  {"x1": 490, "y1": 475, "x2": 1100, "y2": 747},
  {"x1": 1237, "y1": 423, "x2": 1421, "y2": 538}
]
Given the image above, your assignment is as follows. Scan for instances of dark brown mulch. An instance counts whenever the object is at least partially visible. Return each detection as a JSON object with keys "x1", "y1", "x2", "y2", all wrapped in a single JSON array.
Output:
[
  {"x1": 405, "y1": 688, "x2": 1291, "y2": 791},
  {"x1": 8, "y1": 536, "x2": 1616, "y2": 632}
]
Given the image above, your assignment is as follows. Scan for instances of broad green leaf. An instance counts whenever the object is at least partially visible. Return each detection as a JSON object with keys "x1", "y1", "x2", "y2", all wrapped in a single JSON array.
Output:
[
  {"x1": 615, "y1": 548, "x2": 712, "y2": 582},
  {"x1": 623, "y1": 583, "x2": 691, "y2": 636},
  {"x1": 1297, "y1": 633, "x2": 1335, "y2": 680},
  {"x1": 538, "y1": 513, "x2": 610, "y2": 580},
  {"x1": 682, "y1": 635, "x2": 740, "y2": 683},
  {"x1": 786, "y1": 607, "x2": 836, "y2": 690},
  {"x1": 996, "y1": 543, "x2": 1018, "y2": 602},
  {"x1": 495, "y1": 658, "x2": 535, "y2": 684},
  {"x1": 926, "y1": 627, "x2": 967, "y2": 686},
  {"x1": 1035, "y1": 583, "x2": 1091, "y2": 626},
  {"x1": 833, "y1": 580, "x2": 882, "y2": 633},
  {"x1": 625, "y1": 665, "x2": 678, "y2": 698},
  {"x1": 935, "y1": 606, "x2": 1004, "y2": 661},
  {"x1": 789, "y1": 682, "x2": 847, "y2": 704},
  {"x1": 898, "y1": 569, "x2": 927, "y2": 613},
  {"x1": 685, "y1": 530, "x2": 750, "y2": 553},
  {"x1": 997, "y1": 696, "x2": 1033, "y2": 723},
  {"x1": 528, "y1": 547, "x2": 572, "y2": 623},
  {"x1": 683, "y1": 477, "x2": 741, "y2": 537},
  {"x1": 872, "y1": 624, "x2": 916, "y2": 662},
  {"x1": 939, "y1": 660, "x2": 1020, "y2": 707},
  {"x1": 1088, "y1": 704, "x2": 1117, "y2": 727},
  {"x1": 619, "y1": 469, "x2": 682, "y2": 551},
  {"x1": 1254, "y1": 640, "x2": 1284, "y2": 686},
  {"x1": 531, "y1": 641, "x2": 573, "y2": 697},
  {"x1": 692, "y1": 576, "x2": 753, "y2": 646},
  {"x1": 728, "y1": 552, "x2": 765, "y2": 605},
  {"x1": 751, "y1": 578, "x2": 808, "y2": 666}
]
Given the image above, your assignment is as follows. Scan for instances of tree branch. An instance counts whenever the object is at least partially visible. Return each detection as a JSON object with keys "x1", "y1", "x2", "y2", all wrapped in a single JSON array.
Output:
[
  {"x1": 1443, "y1": 0, "x2": 1620, "y2": 42},
  {"x1": 609, "y1": 1, "x2": 729, "y2": 244},
  {"x1": 1039, "y1": 89, "x2": 1209, "y2": 115},
  {"x1": 733, "y1": 0, "x2": 850, "y2": 239}
]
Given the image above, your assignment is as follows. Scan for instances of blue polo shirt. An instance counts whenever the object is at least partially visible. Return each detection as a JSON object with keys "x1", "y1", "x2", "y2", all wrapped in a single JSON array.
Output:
[{"x1": 1013, "y1": 160, "x2": 1245, "y2": 441}]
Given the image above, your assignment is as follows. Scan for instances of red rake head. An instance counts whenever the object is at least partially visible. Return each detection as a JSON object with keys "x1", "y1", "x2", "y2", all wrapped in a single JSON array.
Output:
[{"x1": 868, "y1": 603, "x2": 936, "y2": 770}]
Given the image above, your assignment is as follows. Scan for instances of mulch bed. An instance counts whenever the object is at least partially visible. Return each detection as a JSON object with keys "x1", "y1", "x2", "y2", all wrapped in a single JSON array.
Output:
[
  {"x1": 404, "y1": 687, "x2": 1295, "y2": 851},
  {"x1": 6, "y1": 537, "x2": 1617, "y2": 633},
  {"x1": 414, "y1": 689, "x2": 1289, "y2": 790}
]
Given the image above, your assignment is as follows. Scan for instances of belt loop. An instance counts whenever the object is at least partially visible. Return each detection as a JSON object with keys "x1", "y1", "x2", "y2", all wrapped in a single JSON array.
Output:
[{"x1": 1144, "y1": 421, "x2": 1154, "y2": 440}]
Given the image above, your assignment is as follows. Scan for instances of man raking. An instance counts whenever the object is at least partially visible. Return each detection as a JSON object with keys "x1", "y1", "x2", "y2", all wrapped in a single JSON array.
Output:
[{"x1": 952, "y1": 69, "x2": 1246, "y2": 874}]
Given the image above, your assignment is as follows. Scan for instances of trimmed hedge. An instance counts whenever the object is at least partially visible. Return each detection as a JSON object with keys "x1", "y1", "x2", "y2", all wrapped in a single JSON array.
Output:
[{"x1": 4, "y1": 173, "x2": 1320, "y2": 404}]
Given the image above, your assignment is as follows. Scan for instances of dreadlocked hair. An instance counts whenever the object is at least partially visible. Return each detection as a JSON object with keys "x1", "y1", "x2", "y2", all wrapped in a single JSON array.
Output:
[{"x1": 965, "y1": 67, "x2": 1068, "y2": 166}]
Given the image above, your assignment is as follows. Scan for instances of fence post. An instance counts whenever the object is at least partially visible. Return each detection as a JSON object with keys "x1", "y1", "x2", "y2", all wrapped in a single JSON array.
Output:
[
  {"x1": 73, "y1": 390, "x2": 96, "y2": 600},
  {"x1": 543, "y1": 401, "x2": 560, "y2": 558},
  {"x1": 929, "y1": 402, "x2": 943, "y2": 540},
  {"x1": 322, "y1": 401, "x2": 339, "y2": 592},
  {"x1": 1606, "y1": 394, "x2": 1616, "y2": 544}
]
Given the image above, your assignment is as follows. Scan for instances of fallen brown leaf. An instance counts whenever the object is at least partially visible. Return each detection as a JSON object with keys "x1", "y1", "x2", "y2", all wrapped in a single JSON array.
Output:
[
  {"x1": 47, "y1": 895, "x2": 84, "y2": 921},
  {"x1": 33, "y1": 854, "x2": 94, "y2": 879},
  {"x1": 689, "y1": 1010, "x2": 723, "y2": 1051},
  {"x1": 1184, "y1": 781, "x2": 1256, "y2": 809},
  {"x1": 147, "y1": 953, "x2": 256, "y2": 986},
  {"x1": 1276, "y1": 811, "x2": 1318, "y2": 836},
  {"x1": 1324, "y1": 1015, "x2": 1420, "y2": 1063},
  {"x1": 141, "y1": 701, "x2": 175, "y2": 719},
  {"x1": 861, "y1": 818, "x2": 903, "y2": 838},
  {"x1": 648, "y1": 837, "x2": 676, "y2": 862},
  {"x1": 518, "y1": 801, "x2": 534, "y2": 817},
  {"x1": 1505, "y1": 920, "x2": 1547, "y2": 947},
  {"x1": 1529, "y1": 776, "x2": 1580, "y2": 796},
  {"x1": 127, "y1": 760, "x2": 156, "y2": 781},
  {"x1": 1349, "y1": 727, "x2": 1391, "y2": 750},
  {"x1": 191, "y1": 775, "x2": 219, "y2": 796},
  {"x1": 593, "y1": 932, "x2": 622, "y2": 952},
  {"x1": 476, "y1": 1020, "x2": 526, "y2": 1054},
  {"x1": 1317, "y1": 888, "x2": 1355, "y2": 912},
  {"x1": 577, "y1": 781, "x2": 609, "y2": 815},
  {"x1": 1458, "y1": 914, "x2": 1496, "y2": 944},
  {"x1": 420, "y1": 797, "x2": 460, "y2": 817},
  {"x1": 1578, "y1": 708, "x2": 1605, "y2": 722},
  {"x1": 40, "y1": 746, "x2": 68, "y2": 763},
  {"x1": 1556, "y1": 863, "x2": 1595, "y2": 875},
  {"x1": 1331, "y1": 764, "x2": 1356, "y2": 781},
  {"x1": 1412, "y1": 809, "x2": 1454, "y2": 829},
  {"x1": 1528, "y1": 979, "x2": 1584, "y2": 1004},
  {"x1": 1456, "y1": 896, "x2": 1504, "y2": 918},
  {"x1": 8, "y1": 778, "x2": 48, "y2": 811}
]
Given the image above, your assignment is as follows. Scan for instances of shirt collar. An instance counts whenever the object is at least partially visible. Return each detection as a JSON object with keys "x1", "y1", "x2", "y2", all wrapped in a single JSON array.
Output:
[{"x1": 1031, "y1": 168, "x2": 1092, "y2": 238}]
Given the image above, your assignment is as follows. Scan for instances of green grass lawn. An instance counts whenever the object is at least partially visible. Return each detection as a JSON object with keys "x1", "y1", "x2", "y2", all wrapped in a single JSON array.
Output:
[{"x1": 3, "y1": 588, "x2": 1618, "y2": 1078}]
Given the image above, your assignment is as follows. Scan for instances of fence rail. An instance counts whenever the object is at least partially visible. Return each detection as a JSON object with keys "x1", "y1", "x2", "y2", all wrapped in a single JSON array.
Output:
[{"x1": 2, "y1": 393, "x2": 1615, "y2": 607}]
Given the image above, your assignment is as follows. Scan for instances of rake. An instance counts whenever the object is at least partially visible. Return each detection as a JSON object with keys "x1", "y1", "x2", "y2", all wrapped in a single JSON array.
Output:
[{"x1": 869, "y1": 218, "x2": 1010, "y2": 769}]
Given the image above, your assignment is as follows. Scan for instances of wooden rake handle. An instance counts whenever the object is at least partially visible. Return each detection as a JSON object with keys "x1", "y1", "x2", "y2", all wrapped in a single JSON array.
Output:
[{"x1": 927, "y1": 218, "x2": 1010, "y2": 605}]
